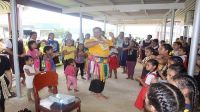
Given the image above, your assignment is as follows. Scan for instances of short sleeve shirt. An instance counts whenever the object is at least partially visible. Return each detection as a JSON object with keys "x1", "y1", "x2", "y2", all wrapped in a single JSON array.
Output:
[
  {"x1": 62, "y1": 46, "x2": 76, "y2": 60},
  {"x1": 145, "y1": 72, "x2": 157, "y2": 85},
  {"x1": 23, "y1": 65, "x2": 35, "y2": 88},
  {"x1": 85, "y1": 37, "x2": 113, "y2": 57},
  {"x1": 64, "y1": 65, "x2": 76, "y2": 76},
  {"x1": 5, "y1": 39, "x2": 12, "y2": 49}
]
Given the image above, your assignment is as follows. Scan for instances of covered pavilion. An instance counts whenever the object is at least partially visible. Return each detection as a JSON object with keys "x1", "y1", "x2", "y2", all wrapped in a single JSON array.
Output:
[{"x1": 0, "y1": 0, "x2": 200, "y2": 111}]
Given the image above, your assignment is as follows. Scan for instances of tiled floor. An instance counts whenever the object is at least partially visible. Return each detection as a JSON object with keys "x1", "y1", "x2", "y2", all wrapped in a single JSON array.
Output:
[{"x1": 5, "y1": 64, "x2": 142, "y2": 112}]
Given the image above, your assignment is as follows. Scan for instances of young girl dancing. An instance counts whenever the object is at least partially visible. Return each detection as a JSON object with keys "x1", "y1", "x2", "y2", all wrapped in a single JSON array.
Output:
[
  {"x1": 43, "y1": 46, "x2": 60, "y2": 72},
  {"x1": 135, "y1": 59, "x2": 159, "y2": 110},
  {"x1": 108, "y1": 46, "x2": 119, "y2": 79},
  {"x1": 23, "y1": 55, "x2": 40, "y2": 102},
  {"x1": 138, "y1": 47, "x2": 155, "y2": 80},
  {"x1": 75, "y1": 44, "x2": 86, "y2": 80},
  {"x1": 65, "y1": 59, "x2": 79, "y2": 92},
  {"x1": 126, "y1": 40, "x2": 138, "y2": 80},
  {"x1": 27, "y1": 40, "x2": 41, "y2": 72}
]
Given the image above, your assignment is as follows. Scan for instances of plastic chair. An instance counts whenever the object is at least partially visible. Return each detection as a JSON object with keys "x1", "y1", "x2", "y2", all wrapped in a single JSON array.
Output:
[
  {"x1": 33, "y1": 71, "x2": 81, "y2": 112},
  {"x1": 33, "y1": 71, "x2": 58, "y2": 112}
]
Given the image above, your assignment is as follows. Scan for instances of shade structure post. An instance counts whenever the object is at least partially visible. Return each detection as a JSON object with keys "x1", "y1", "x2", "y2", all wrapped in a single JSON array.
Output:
[
  {"x1": 10, "y1": 0, "x2": 21, "y2": 97},
  {"x1": 116, "y1": 24, "x2": 118, "y2": 36},
  {"x1": 163, "y1": 17, "x2": 167, "y2": 41},
  {"x1": 170, "y1": 9, "x2": 175, "y2": 44},
  {"x1": 104, "y1": 16, "x2": 106, "y2": 33},
  {"x1": 8, "y1": 13, "x2": 11, "y2": 33},
  {"x1": 79, "y1": 11, "x2": 83, "y2": 43},
  {"x1": 183, "y1": 26, "x2": 188, "y2": 37},
  {"x1": 188, "y1": 0, "x2": 200, "y2": 76}
]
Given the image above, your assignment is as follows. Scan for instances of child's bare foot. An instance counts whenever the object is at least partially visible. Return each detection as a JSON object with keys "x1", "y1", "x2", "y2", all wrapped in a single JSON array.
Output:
[
  {"x1": 126, "y1": 77, "x2": 130, "y2": 79},
  {"x1": 96, "y1": 94, "x2": 108, "y2": 100},
  {"x1": 91, "y1": 92, "x2": 97, "y2": 95},
  {"x1": 68, "y1": 88, "x2": 72, "y2": 91},
  {"x1": 74, "y1": 89, "x2": 79, "y2": 92}
]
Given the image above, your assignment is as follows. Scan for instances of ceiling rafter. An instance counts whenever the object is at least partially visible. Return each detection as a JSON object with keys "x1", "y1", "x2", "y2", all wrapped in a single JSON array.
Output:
[
  {"x1": 141, "y1": 0, "x2": 148, "y2": 16},
  {"x1": 62, "y1": 3, "x2": 185, "y2": 13},
  {"x1": 73, "y1": 0, "x2": 111, "y2": 17}
]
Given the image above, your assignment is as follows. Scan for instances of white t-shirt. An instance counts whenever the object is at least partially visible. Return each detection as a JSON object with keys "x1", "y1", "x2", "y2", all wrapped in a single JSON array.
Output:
[
  {"x1": 110, "y1": 47, "x2": 118, "y2": 54},
  {"x1": 5, "y1": 39, "x2": 12, "y2": 49},
  {"x1": 179, "y1": 55, "x2": 187, "y2": 62},
  {"x1": 116, "y1": 37, "x2": 124, "y2": 48},
  {"x1": 23, "y1": 65, "x2": 36, "y2": 88},
  {"x1": 145, "y1": 72, "x2": 157, "y2": 85}
]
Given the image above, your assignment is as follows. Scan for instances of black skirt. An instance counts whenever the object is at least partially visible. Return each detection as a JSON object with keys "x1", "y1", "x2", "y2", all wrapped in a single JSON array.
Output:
[{"x1": 89, "y1": 79, "x2": 105, "y2": 93}]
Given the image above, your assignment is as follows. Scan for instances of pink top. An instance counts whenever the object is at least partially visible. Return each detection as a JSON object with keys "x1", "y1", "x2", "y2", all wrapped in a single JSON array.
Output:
[
  {"x1": 64, "y1": 65, "x2": 76, "y2": 76},
  {"x1": 27, "y1": 49, "x2": 40, "y2": 71}
]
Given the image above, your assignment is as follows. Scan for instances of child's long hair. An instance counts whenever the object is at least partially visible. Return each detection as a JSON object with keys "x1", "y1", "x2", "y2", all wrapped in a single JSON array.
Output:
[
  {"x1": 145, "y1": 47, "x2": 157, "y2": 56},
  {"x1": 76, "y1": 43, "x2": 84, "y2": 56},
  {"x1": 67, "y1": 58, "x2": 75, "y2": 65},
  {"x1": 173, "y1": 41, "x2": 183, "y2": 48},
  {"x1": 172, "y1": 75, "x2": 199, "y2": 112},
  {"x1": 168, "y1": 64, "x2": 187, "y2": 75},
  {"x1": 28, "y1": 40, "x2": 36, "y2": 51},
  {"x1": 146, "y1": 82, "x2": 185, "y2": 112},
  {"x1": 179, "y1": 47, "x2": 189, "y2": 61},
  {"x1": 162, "y1": 44, "x2": 173, "y2": 56},
  {"x1": 168, "y1": 56, "x2": 184, "y2": 65},
  {"x1": 147, "y1": 59, "x2": 159, "y2": 71},
  {"x1": 43, "y1": 45, "x2": 53, "y2": 53}
]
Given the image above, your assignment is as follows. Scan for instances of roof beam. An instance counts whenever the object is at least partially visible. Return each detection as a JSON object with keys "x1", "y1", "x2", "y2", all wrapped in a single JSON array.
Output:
[
  {"x1": 141, "y1": 0, "x2": 148, "y2": 16},
  {"x1": 62, "y1": 3, "x2": 185, "y2": 13},
  {"x1": 94, "y1": 14, "x2": 165, "y2": 21}
]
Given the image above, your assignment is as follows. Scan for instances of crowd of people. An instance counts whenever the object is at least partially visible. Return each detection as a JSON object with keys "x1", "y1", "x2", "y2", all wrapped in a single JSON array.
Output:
[{"x1": 0, "y1": 26, "x2": 199, "y2": 112}]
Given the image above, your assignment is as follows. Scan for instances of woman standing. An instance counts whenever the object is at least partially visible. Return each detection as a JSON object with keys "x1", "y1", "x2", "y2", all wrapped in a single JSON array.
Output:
[
  {"x1": 126, "y1": 40, "x2": 138, "y2": 80},
  {"x1": 5, "y1": 34, "x2": 26, "y2": 85},
  {"x1": 0, "y1": 55, "x2": 12, "y2": 112},
  {"x1": 47, "y1": 33, "x2": 60, "y2": 64},
  {"x1": 85, "y1": 27, "x2": 112, "y2": 99},
  {"x1": 121, "y1": 37, "x2": 129, "y2": 73}
]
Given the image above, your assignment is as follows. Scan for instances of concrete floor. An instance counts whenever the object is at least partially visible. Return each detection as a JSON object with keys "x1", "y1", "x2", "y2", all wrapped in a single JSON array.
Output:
[{"x1": 5, "y1": 64, "x2": 142, "y2": 112}]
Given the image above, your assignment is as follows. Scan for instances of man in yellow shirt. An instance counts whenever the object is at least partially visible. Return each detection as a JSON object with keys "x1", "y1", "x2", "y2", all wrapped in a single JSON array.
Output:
[{"x1": 85, "y1": 27, "x2": 112, "y2": 99}]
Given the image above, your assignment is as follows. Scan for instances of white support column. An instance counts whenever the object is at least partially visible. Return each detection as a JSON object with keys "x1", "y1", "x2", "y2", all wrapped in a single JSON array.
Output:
[
  {"x1": 160, "y1": 23, "x2": 163, "y2": 40},
  {"x1": 163, "y1": 17, "x2": 167, "y2": 41},
  {"x1": 79, "y1": 12, "x2": 83, "y2": 43},
  {"x1": 170, "y1": 9, "x2": 175, "y2": 44},
  {"x1": 188, "y1": 0, "x2": 200, "y2": 77},
  {"x1": 18, "y1": 6, "x2": 23, "y2": 39},
  {"x1": 11, "y1": 0, "x2": 21, "y2": 97},
  {"x1": 183, "y1": 26, "x2": 188, "y2": 37},
  {"x1": 104, "y1": 16, "x2": 107, "y2": 33},
  {"x1": 116, "y1": 24, "x2": 119, "y2": 36}
]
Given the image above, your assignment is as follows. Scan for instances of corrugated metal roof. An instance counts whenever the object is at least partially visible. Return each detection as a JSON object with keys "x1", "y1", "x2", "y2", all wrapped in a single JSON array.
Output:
[{"x1": 0, "y1": 0, "x2": 10, "y2": 14}]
